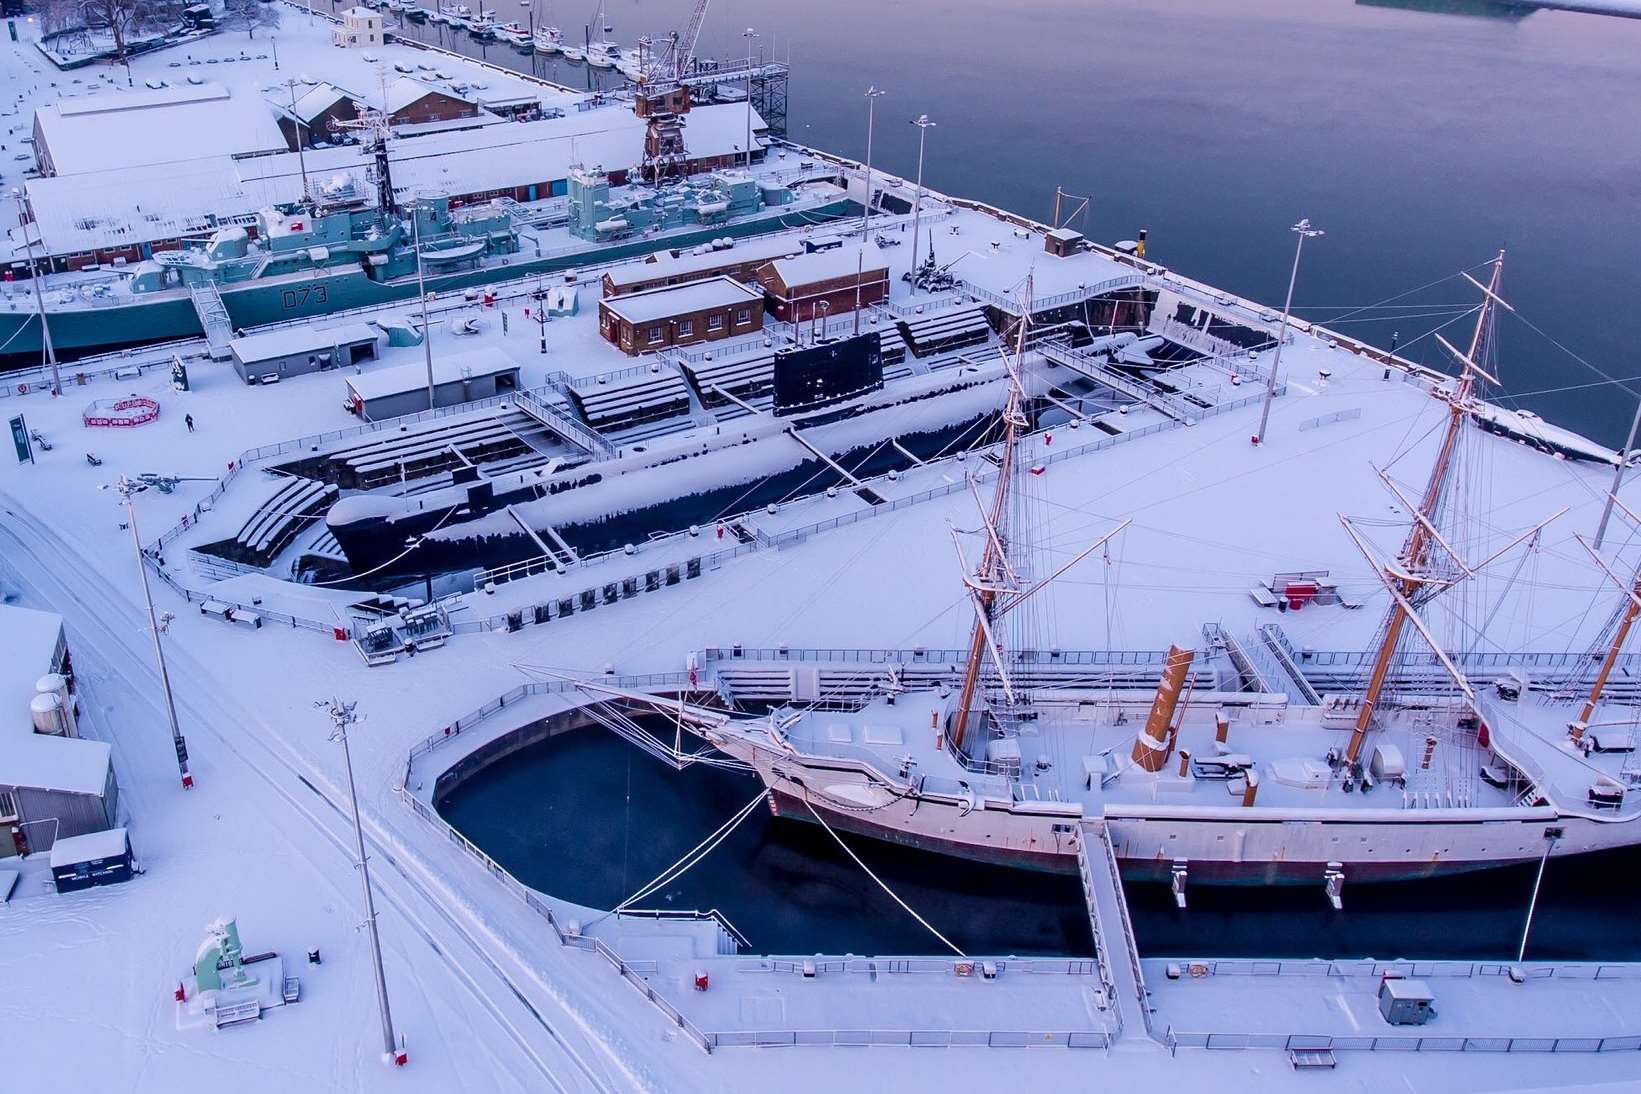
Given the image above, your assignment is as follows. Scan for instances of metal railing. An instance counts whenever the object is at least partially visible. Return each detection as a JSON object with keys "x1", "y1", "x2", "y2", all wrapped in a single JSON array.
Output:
[{"x1": 398, "y1": 788, "x2": 718, "y2": 1052}]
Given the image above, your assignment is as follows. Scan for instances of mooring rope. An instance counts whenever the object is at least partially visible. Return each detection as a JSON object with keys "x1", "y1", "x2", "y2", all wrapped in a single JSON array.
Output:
[
  {"x1": 593, "y1": 789, "x2": 770, "y2": 926},
  {"x1": 801, "y1": 791, "x2": 967, "y2": 958}
]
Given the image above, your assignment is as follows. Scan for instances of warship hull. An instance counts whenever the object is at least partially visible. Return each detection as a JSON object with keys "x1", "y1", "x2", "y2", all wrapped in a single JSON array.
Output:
[{"x1": 0, "y1": 197, "x2": 853, "y2": 366}]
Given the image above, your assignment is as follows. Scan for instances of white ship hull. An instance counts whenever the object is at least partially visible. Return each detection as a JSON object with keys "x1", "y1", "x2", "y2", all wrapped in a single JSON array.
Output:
[{"x1": 732, "y1": 744, "x2": 1637, "y2": 884}]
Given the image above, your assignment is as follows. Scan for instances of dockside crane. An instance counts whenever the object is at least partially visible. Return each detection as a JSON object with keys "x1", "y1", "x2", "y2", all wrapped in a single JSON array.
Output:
[{"x1": 632, "y1": 0, "x2": 712, "y2": 181}]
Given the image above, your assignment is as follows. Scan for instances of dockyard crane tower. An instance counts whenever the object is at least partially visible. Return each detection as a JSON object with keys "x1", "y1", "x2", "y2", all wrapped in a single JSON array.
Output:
[{"x1": 633, "y1": 0, "x2": 712, "y2": 181}]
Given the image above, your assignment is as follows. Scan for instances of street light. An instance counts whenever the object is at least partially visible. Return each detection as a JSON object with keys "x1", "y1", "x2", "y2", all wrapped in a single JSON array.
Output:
[
  {"x1": 321, "y1": 699, "x2": 402, "y2": 1065},
  {"x1": 742, "y1": 27, "x2": 758, "y2": 170},
  {"x1": 908, "y1": 114, "x2": 936, "y2": 289},
  {"x1": 114, "y1": 476, "x2": 192, "y2": 790},
  {"x1": 861, "y1": 86, "x2": 885, "y2": 239},
  {"x1": 1253, "y1": 218, "x2": 1325, "y2": 445}
]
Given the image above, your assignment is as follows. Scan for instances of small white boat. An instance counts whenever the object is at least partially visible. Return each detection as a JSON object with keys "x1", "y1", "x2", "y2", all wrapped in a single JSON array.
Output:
[
  {"x1": 494, "y1": 21, "x2": 530, "y2": 46},
  {"x1": 616, "y1": 57, "x2": 643, "y2": 82},
  {"x1": 561, "y1": 45, "x2": 585, "y2": 62},
  {"x1": 585, "y1": 44, "x2": 616, "y2": 69},
  {"x1": 534, "y1": 27, "x2": 562, "y2": 53}
]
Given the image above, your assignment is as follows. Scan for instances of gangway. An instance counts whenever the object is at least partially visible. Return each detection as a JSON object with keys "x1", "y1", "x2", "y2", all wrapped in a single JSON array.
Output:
[
  {"x1": 1038, "y1": 336, "x2": 1199, "y2": 424},
  {"x1": 190, "y1": 281, "x2": 235, "y2": 361},
  {"x1": 1075, "y1": 819, "x2": 1154, "y2": 1041},
  {"x1": 514, "y1": 387, "x2": 617, "y2": 459}
]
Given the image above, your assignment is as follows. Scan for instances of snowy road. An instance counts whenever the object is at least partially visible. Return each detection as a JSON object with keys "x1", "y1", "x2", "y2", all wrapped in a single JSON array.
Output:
[{"x1": 0, "y1": 493, "x2": 637, "y2": 1093}]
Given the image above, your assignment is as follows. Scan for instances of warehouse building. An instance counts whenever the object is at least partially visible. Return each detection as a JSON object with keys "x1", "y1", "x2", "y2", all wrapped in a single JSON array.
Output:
[
  {"x1": 344, "y1": 347, "x2": 521, "y2": 420},
  {"x1": 1, "y1": 604, "x2": 120, "y2": 858},
  {"x1": 229, "y1": 323, "x2": 382, "y2": 384},
  {"x1": 599, "y1": 276, "x2": 765, "y2": 356}
]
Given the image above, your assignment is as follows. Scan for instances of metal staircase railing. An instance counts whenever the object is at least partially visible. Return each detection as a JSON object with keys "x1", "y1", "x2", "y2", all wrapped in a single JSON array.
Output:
[{"x1": 189, "y1": 281, "x2": 235, "y2": 361}]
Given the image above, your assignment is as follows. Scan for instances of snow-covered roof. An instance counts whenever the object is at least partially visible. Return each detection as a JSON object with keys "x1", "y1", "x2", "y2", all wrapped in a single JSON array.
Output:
[
  {"x1": 0, "y1": 734, "x2": 111, "y2": 796},
  {"x1": 231, "y1": 322, "x2": 380, "y2": 364},
  {"x1": 600, "y1": 276, "x2": 763, "y2": 325},
  {"x1": 346, "y1": 347, "x2": 521, "y2": 402},
  {"x1": 23, "y1": 102, "x2": 760, "y2": 257},
  {"x1": 33, "y1": 82, "x2": 289, "y2": 176},
  {"x1": 280, "y1": 81, "x2": 361, "y2": 125},
  {"x1": 0, "y1": 604, "x2": 64, "y2": 737},
  {"x1": 606, "y1": 235, "x2": 802, "y2": 290},
  {"x1": 49, "y1": 826, "x2": 128, "y2": 867},
  {"x1": 385, "y1": 76, "x2": 465, "y2": 115},
  {"x1": 763, "y1": 246, "x2": 889, "y2": 290}
]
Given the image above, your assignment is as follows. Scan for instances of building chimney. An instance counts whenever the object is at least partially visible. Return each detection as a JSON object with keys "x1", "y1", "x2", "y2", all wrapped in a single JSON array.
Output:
[
  {"x1": 1241, "y1": 769, "x2": 1260, "y2": 807},
  {"x1": 1131, "y1": 644, "x2": 1195, "y2": 772},
  {"x1": 1177, "y1": 748, "x2": 1192, "y2": 778},
  {"x1": 1215, "y1": 711, "x2": 1230, "y2": 745}
]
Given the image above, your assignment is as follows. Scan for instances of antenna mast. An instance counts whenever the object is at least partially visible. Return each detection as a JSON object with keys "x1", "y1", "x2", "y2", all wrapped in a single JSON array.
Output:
[{"x1": 1343, "y1": 250, "x2": 1505, "y2": 766}]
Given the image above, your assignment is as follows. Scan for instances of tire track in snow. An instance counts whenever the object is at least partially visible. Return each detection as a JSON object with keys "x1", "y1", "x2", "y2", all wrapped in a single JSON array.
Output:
[{"x1": 0, "y1": 499, "x2": 627, "y2": 1094}]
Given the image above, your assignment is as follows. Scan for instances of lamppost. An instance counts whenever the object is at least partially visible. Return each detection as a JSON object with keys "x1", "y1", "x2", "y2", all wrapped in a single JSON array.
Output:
[
  {"x1": 861, "y1": 86, "x2": 885, "y2": 239},
  {"x1": 908, "y1": 114, "x2": 936, "y2": 289},
  {"x1": 115, "y1": 476, "x2": 193, "y2": 790},
  {"x1": 13, "y1": 188, "x2": 61, "y2": 397},
  {"x1": 1253, "y1": 218, "x2": 1325, "y2": 445},
  {"x1": 271, "y1": 34, "x2": 279, "y2": 70},
  {"x1": 321, "y1": 699, "x2": 401, "y2": 1065},
  {"x1": 410, "y1": 204, "x2": 437, "y2": 411},
  {"x1": 742, "y1": 27, "x2": 758, "y2": 169}
]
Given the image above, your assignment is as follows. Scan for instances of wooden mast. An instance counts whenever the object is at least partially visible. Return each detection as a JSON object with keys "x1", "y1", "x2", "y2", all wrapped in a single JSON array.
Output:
[
  {"x1": 1344, "y1": 250, "x2": 1504, "y2": 766},
  {"x1": 949, "y1": 279, "x2": 1033, "y2": 754},
  {"x1": 1573, "y1": 568, "x2": 1641, "y2": 740}
]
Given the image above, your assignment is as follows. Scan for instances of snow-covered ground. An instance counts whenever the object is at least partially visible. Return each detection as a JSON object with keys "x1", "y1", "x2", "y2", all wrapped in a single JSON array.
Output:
[{"x1": 6, "y1": 9, "x2": 1641, "y2": 1092}]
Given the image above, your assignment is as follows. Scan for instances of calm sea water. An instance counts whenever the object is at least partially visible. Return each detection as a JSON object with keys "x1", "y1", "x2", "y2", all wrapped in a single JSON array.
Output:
[
  {"x1": 438, "y1": 725, "x2": 1641, "y2": 960},
  {"x1": 398, "y1": 0, "x2": 1641, "y2": 443},
  {"x1": 430, "y1": 2, "x2": 1641, "y2": 957}
]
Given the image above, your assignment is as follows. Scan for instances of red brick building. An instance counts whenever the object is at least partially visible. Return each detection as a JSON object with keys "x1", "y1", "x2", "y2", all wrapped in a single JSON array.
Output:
[
  {"x1": 755, "y1": 247, "x2": 890, "y2": 324},
  {"x1": 599, "y1": 276, "x2": 765, "y2": 356}
]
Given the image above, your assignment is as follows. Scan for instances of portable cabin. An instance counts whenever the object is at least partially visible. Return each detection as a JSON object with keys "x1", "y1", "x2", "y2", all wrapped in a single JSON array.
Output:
[{"x1": 50, "y1": 827, "x2": 133, "y2": 893}]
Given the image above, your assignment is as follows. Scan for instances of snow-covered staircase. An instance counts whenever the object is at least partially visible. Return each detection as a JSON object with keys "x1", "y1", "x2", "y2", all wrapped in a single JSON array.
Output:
[{"x1": 189, "y1": 281, "x2": 235, "y2": 361}]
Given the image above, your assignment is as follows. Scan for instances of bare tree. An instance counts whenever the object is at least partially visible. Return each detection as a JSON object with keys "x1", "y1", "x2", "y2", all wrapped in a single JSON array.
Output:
[
  {"x1": 76, "y1": 0, "x2": 183, "y2": 61},
  {"x1": 221, "y1": 0, "x2": 280, "y2": 39}
]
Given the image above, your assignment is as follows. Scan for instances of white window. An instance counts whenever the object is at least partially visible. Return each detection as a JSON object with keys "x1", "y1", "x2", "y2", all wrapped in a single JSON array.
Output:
[
  {"x1": 707, "y1": 314, "x2": 724, "y2": 332},
  {"x1": 735, "y1": 308, "x2": 751, "y2": 324},
  {"x1": 677, "y1": 318, "x2": 694, "y2": 337},
  {"x1": 648, "y1": 325, "x2": 663, "y2": 344},
  {"x1": 0, "y1": 789, "x2": 16, "y2": 822}
]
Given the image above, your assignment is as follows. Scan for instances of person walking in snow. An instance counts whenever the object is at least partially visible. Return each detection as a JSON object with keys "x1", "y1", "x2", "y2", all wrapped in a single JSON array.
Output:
[{"x1": 185, "y1": 413, "x2": 195, "y2": 432}]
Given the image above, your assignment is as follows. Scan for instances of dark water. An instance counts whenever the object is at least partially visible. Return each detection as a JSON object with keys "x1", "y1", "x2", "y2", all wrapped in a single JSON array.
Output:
[
  {"x1": 439, "y1": 726, "x2": 1095, "y2": 957},
  {"x1": 397, "y1": 0, "x2": 1641, "y2": 444},
  {"x1": 439, "y1": 726, "x2": 1641, "y2": 959}
]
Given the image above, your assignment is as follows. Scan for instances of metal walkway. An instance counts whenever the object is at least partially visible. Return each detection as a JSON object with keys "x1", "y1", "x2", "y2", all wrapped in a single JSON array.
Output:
[
  {"x1": 1039, "y1": 337, "x2": 1199, "y2": 424},
  {"x1": 1076, "y1": 820, "x2": 1155, "y2": 1041},
  {"x1": 514, "y1": 387, "x2": 616, "y2": 458},
  {"x1": 189, "y1": 281, "x2": 235, "y2": 361}
]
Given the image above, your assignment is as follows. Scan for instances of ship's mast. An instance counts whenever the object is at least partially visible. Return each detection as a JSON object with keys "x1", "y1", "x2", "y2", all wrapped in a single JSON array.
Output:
[
  {"x1": 949, "y1": 280, "x2": 1034, "y2": 755},
  {"x1": 1574, "y1": 569, "x2": 1641, "y2": 739},
  {"x1": 1344, "y1": 250, "x2": 1505, "y2": 766}
]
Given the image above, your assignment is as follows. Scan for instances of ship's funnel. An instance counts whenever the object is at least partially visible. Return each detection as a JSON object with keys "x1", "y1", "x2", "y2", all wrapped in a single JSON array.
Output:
[{"x1": 1131, "y1": 644, "x2": 1194, "y2": 772}]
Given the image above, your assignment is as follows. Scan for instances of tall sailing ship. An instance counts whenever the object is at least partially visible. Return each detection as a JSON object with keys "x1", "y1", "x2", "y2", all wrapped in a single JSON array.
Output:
[{"x1": 622, "y1": 255, "x2": 1641, "y2": 887}]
